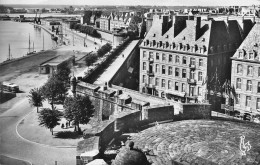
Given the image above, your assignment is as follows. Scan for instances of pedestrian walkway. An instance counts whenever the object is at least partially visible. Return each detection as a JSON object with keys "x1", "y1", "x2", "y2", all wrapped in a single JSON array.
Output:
[{"x1": 94, "y1": 40, "x2": 140, "y2": 85}]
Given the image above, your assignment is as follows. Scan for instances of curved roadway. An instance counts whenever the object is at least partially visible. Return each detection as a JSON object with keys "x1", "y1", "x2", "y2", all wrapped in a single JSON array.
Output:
[{"x1": 0, "y1": 95, "x2": 76, "y2": 165}]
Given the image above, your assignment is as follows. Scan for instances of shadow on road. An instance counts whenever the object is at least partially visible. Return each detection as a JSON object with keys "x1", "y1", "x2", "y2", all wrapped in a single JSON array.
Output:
[{"x1": 54, "y1": 131, "x2": 82, "y2": 139}]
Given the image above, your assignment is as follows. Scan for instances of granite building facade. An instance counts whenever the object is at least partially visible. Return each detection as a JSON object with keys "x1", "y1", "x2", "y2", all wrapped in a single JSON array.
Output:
[
  {"x1": 139, "y1": 15, "x2": 253, "y2": 111},
  {"x1": 231, "y1": 23, "x2": 260, "y2": 114}
]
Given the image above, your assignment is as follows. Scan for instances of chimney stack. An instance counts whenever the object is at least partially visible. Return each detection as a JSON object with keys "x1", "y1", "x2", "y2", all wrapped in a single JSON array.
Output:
[{"x1": 194, "y1": 16, "x2": 201, "y2": 40}]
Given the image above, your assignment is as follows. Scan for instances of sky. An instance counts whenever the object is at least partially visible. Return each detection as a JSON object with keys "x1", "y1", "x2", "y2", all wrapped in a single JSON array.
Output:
[{"x1": 0, "y1": 0, "x2": 260, "y2": 6}]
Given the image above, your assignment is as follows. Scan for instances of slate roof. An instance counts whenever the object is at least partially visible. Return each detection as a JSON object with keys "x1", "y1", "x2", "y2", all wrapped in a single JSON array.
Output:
[
  {"x1": 232, "y1": 23, "x2": 260, "y2": 60},
  {"x1": 142, "y1": 15, "x2": 245, "y2": 55}
]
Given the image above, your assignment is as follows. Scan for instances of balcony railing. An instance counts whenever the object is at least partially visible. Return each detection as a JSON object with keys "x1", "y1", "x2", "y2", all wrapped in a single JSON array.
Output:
[
  {"x1": 147, "y1": 70, "x2": 154, "y2": 77},
  {"x1": 148, "y1": 84, "x2": 155, "y2": 88},
  {"x1": 187, "y1": 78, "x2": 197, "y2": 85},
  {"x1": 189, "y1": 64, "x2": 196, "y2": 69}
]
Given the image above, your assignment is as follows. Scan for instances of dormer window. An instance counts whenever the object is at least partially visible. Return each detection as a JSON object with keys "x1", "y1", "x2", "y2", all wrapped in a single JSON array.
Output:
[
  {"x1": 179, "y1": 43, "x2": 182, "y2": 49},
  {"x1": 172, "y1": 42, "x2": 176, "y2": 49},
  {"x1": 203, "y1": 45, "x2": 207, "y2": 52},
  {"x1": 183, "y1": 36, "x2": 185, "y2": 40},
  {"x1": 249, "y1": 52, "x2": 254, "y2": 59},
  {"x1": 146, "y1": 40, "x2": 149, "y2": 45},
  {"x1": 186, "y1": 44, "x2": 190, "y2": 50},
  {"x1": 195, "y1": 45, "x2": 198, "y2": 52},
  {"x1": 166, "y1": 42, "x2": 169, "y2": 48},
  {"x1": 153, "y1": 34, "x2": 156, "y2": 37},
  {"x1": 202, "y1": 38, "x2": 205, "y2": 42},
  {"x1": 238, "y1": 51, "x2": 243, "y2": 58},
  {"x1": 166, "y1": 35, "x2": 169, "y2": 38},
  {"x1": 254, "y1": 43, "x2": 258, "y2": 47}
]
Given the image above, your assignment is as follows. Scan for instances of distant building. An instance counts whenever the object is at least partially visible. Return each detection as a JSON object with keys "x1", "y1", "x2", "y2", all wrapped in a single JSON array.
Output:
[
  {"x1": 139, "y1": 15, "x2": 253, "y2": 111},
  {"x1": 231, "y1": 22, "x2": 260, "y2": 115},
  {"x1": 240, "y1": 6, "x2": 260, "y2": 16},
  {"x1": 99, "y1": 12, "x2": 112, "y2": 31}
]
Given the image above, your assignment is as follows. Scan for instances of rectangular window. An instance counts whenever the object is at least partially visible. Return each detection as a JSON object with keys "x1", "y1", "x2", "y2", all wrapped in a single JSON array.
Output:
[
  {"x1": 249, "y1": 53, "x2": 254, "y2": 59},
  {"x1": 175, "y1": 68, "x2": 179, "y2": 77},
  {"x1": 162, "y1": 65, "x2": 165, "y2": 74},
  {"x1": 237, "y1": 64, "x2": 242, "y2": 74},
  {"x1": 169, "y1": 55, "x2": 172, "y2": 62},
  {"x1": 149, "y1": 77, "x2": 154, "y2": 85},
  {"x1": 246, "y1": 96, "x2": 251, "y2": 107},
  {"x1": 162, "y1": 79, "x2": 165, "y2": 88},
  {"x1": 183, "y1": 57, "x2": 186, "y2": 64},
  {"x1": 258, "y1": 82, "x2": 260, "y2": 93},
  {"x1": 190, "y1": 86, "x2": 195, "y2": 96},
  {"x1": 198, "y1": 87, "x2": 202, "y2": 96},
  {"x1": 257, "y1": 98, "x2": 260, "y2": 110},
  {"x1": 156, "y1": 53, "x2": 159, "y2": 60},
  {"x1": 149, "y1": 52, "x2": 153, "y2": 58},
  {"x1": 190, "y1": 70, "x2": 195, "y2": 79},
  {"x1": 162, "y1": 54, "x2": 166, "y2": 61},
  {"x1": 175, "y1": 82, "x2": 179, "y2": 91},
  {"x1": 198, "y1": 72, "x2": 203, "y2": 81},
  {"x1": 182, "y1": 69, "x2": 186, "y2": 78},
  {"x1": 168, "y1": 66, "x2": 172, "y2": 75},
  {"x1": 168, "y1": 80, "x2": 172, "y2": 89},
  {"x1": 175, "y1": 56, "x2": 180, "y2": 63},
  {"x1": 142, "y1": 75, "x2": 146, "y2": 83},
  {"x1": 143, "y1": 62, "x2": 146, "y2": 70},
  {"x1": 143, "y1": 51, "x2": 147, "y2": 58},
  {"x1": 247, "y1": 80, "x2": 252, "y2": 91},
  {"x1": 190, "y1": 58, "x2": 195, "y2": 65},
  {"x1": 155, "y1": 78, "x2": 159, "y2": 86},
  {"x1": 181, "y1": 83, "x2": 185, "y2": 92},
  {"x1": 258, "y1": 67, "x2": 260, "y2": 77},
  {"x1": 155, "y1": 64, "x2": 159, "y2": 73},
  {"x1": 238, "y1": 52, "x2": 243, "y2": 58},
  {"x1": 236, "y1": 94, "x2": 240, "y2": 104},
  {"x1": 199, "y1": 59, "x2": 203, "y2": 67},
  {"x1": 247, "y1": 66, "x2": 253, "y2": 76},
  {"x1": 237, "y1": 78, "x2": 241, "y2": 89}
]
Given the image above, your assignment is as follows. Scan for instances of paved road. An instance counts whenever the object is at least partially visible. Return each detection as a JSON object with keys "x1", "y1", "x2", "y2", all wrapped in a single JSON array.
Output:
[{"x1": 0, "y1": 94, "x2": 76, "y2": 165}]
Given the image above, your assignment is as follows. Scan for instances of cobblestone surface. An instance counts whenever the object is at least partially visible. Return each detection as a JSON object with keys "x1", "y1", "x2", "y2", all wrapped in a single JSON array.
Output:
[{"x1": 125, "y1": 120, "x2": 260, "y2": 165}]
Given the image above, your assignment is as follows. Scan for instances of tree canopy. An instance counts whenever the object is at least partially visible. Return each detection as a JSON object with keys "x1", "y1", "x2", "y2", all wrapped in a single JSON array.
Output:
[
  {"x1": 63, "y1": 94, "x2": 94, "y2": 132},
  {"x1": 85, "y1": 53, "x2": 98, "y2": 66},
  {"x1": 38, "y1": 107, "x2": 63, "y2": 135},
  {"x1": 27, "y1": 88, "x2": 45, "y2": 113}
]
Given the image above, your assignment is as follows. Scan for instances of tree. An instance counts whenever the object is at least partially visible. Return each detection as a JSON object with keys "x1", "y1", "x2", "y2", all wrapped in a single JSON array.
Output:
[
  {"x1": 85, "y1": 53, "x2": 98, "y2": 66},
  {"x1": 27, "y1": 88, "x2": 45, "y2": 113},
  {"x1": 63, "y1": 95, "x2": 94, "y2": 133},
  {"x1": 55, "y1": 61, "x2": 71, "y2": 84},
  {"x1": 41, "y1": 76, "x2": 68, "y2": 109},
  {"x1": 38, "y1": 107, "x2": 63, "y2": 135}
]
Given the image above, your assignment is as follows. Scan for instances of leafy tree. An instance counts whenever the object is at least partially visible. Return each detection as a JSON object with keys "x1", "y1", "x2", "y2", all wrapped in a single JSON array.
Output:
[
  {"x1": 38, "y1": 107, "x2": 63, "y2": 135},
  {"x1": 27, "y1": 88, "x2": 45, "y2": 113},
  {"x1": 63, "y1": 95, "x2": 94, "y2": 133},
  {"x1": 41, "y1": 76, "x2": 67, "y2": 109},
  {"x1": 55, "y1": 61, "x2": 71, "y2": 84},
  {"x1": 85, "y1": 53, "x2": 98, "y2": 66},
  {"x1": 97, "y1": 43, "x2": 112, "y2": 57}
]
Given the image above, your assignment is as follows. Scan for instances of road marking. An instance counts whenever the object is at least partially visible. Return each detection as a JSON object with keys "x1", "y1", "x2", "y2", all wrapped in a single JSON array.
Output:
[
  {"x1": 15, "y1": 109, "x2": 76, "y2": 148},
  {"x1": 0, "y1": 154, "x2": 32, "y2": 165}
]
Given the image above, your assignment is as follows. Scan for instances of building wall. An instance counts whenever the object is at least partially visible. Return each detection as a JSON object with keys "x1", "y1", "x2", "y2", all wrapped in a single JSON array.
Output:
[
  {"x1": 231, "y1": 59, "x2": 260, "y2": 114},
  {"x1": 139, "y1": 47, "x2": 208, "y2": 103},
  {"x1": 99, "y1": 18, "x2": 110, "y2": 31}
]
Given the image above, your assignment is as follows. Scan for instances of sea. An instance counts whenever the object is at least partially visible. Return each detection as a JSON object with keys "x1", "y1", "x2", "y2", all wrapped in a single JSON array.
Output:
[{"x1": 0, "y1": 21, "x2": 55, "y2": 63}]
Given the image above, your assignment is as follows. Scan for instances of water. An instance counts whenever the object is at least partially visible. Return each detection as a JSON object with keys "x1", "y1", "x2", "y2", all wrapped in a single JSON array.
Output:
[{"x1": 0, "y1": 21, "x2": 55, "y2": 63}]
